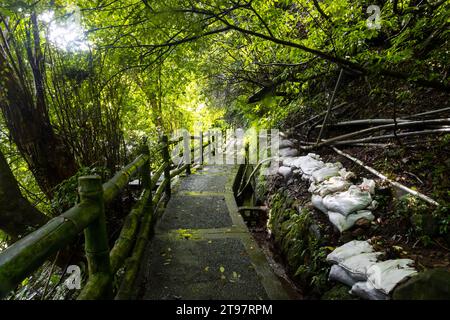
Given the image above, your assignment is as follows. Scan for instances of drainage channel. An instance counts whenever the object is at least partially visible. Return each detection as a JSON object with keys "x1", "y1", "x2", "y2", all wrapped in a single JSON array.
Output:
[{"x1": 234, "y1": 164, "x2": 303, "y2": 300}]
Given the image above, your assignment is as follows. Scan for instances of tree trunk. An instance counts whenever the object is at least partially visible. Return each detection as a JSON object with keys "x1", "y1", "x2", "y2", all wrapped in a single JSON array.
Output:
[
  {"x1": 0, "y1": 54, "x2": 78, "y2": 197},
  {"x1": 0, "y1": 13, "x2": 78, "y2": 197},
  {"x1": 0, "y1": 150, "x2": 48, "y2": 241}
]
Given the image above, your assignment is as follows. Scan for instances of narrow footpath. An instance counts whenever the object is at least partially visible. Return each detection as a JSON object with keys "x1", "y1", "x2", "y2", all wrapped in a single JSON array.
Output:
[{"x1": 136, "y1": 165, "x2": 290, "y2": 300}]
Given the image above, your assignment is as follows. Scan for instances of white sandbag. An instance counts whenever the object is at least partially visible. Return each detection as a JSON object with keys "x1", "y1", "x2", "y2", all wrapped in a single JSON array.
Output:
[
  {"x1": 348, "y1": 209, "x2": 374, "y2": 226},
  {"x1": 279, "y1": 139, "x2": 295, "y2": 149},
  {"x1": 311, "y1": 194, "x2": 328, "y2": 214},
  {"x1": 350, "y1": 281, "x2": 390, "y2": 300},
  {"x1": 277, "y1": 166, "x2": 293, "y2": 180},
  {"x1": 367, "y1": 200, "x2": 378, "y2": 210},
  {"x1": 308, "y1": 182, "x2": 318, "y2": 194},
  {"x1": 279, "y1": 147, "x2": 299, "y2": 157},
  {"x1": 282, "y1": 157, "x2": 298, "y2": 167},
  {"x1": 261, "y1": 161, "x2": 279, "y2": 176},
  {"x1": 311, "y1": 162, "x2": 343, "y2": 183},
  {"x1": 307, "y1": 153, "x2": 322, "y2": 160},
  {"x1": 327, "y1": 211, "x2": 349, "y2": 232},
  {"x1": 328, "y1": 265, "x2": 358, "y2": 287},
  {"x1": 323, "y1": 186, "x2": 372, "y2": 216},
  {"x1": 282, "y1": 156, "x2": 302, "y2": 167},
  {"x1": 300, "y1": 157, "x2": 325, "y2": 175},
  {"x1": 339, "y1": 252, "x2": 381, "y2": 281},
  {"x1": 367, "y1": 259, "x2": 418, "y2": 295},
  {"x1": 308, "y1": 176, "x2": 351, "y2": 197},
  {"x1": 339, "y1": 168, "x2": 356, "y2": 180},
  {"x1": 359, "y1": 178, "x2": 376, "y2": 195},
  {"x1": 282, "y1": 155, "x2": 325, "y2": 175},
  {"x1": 327, "y1": 210, "x2": 374, "y2": 232},
  {"x1": 327, "y1": 240, "x2": 373, "y2": 264}
]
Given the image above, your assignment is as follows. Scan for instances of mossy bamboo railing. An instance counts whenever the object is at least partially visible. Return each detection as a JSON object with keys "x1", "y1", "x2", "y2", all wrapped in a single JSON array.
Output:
[{"x1": 0, "y1": 132, "x2": 211, "y2": 300}]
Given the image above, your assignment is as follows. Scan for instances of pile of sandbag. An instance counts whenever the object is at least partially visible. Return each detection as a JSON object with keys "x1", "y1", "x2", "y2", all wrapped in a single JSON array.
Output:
[
  {"x1": 312, "y1": 181, "x2": 378, "y2": 232},
  {"x1": 327, "y1": 240, "x2": 418, "y2": 300},
  {"x1": 277, "y1": 151, "x2": 377, "y2": 232},
  {"x1": 273, "y1": 141, "x2": 419, "y2": 300}
]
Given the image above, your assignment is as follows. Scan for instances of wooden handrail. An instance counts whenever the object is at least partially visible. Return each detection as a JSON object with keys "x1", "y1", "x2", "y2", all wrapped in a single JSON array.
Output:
[
  {"x1": 103, "y1": 154, "x2": 149, "y2": 203},
  {"x1": 0, "y1": 202, "x2": 100, "y2": 297},
  {"x1": 0, "y1": 131, "x2": 212, "y2": 300},
  {"x1": 109, "y1": 189, "x2": 151, "y2": 274},
  {"x1": 168, "y1": 134, "x2": 202, "y2": 145}
]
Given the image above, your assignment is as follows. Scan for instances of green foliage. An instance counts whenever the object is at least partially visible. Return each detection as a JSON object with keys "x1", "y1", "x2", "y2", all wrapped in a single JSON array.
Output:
[
  {"x1": 0, "y1": 230, "x2": 7, "y2": 251},
  {"x1": 51, "y1": 166, "x2": 110, "y2": 216},
  {"x1": 268, "y1": 193, "x2": 332, "y2": 295},
  {"x1": 394, "y1": 195, "x2": 450, "y2": 245}
]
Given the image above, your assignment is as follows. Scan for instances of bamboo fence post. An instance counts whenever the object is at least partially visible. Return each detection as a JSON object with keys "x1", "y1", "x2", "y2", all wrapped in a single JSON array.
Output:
[
  {"x1": 141, "y1": 141, "x2": 153, "y2": 211},
  {"x1": 140, "y1": 139, "x2": 150, "y2": 189},
  {"x1": 245, "y1": 141, "x2": 250, "y2": 165},
  {"x1": 78, "y1": 175, "x2": 112, "y2": 298},
  {"x1": 183, "y1": 130, "x2": 191, "y2": 175},
  {"x1": 212, "y1": 132, "x2": 216, "y2": 157},
  {"x1": 199, "y1": 130, "x2": 204, "y2": 165},
  {"x1": 161, "y1": 135, "x2": 171, "y2": 198}
]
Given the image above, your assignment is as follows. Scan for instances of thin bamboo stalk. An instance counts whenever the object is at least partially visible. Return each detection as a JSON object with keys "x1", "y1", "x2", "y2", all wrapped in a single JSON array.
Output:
[
  {"x1": 331, "y1": 146, "x2": 439, "y2": 206},
  {"x1": 238, "y1": 206, "x2": 268, "y2": 212},
  {"x1": 316, "y1": 68, "x2": 344, "y2": 143},
  {"x1": 237, "y1": 157, "x2": 274, "y2": 197},
  {"x1": 333, "y1": 128, "x2": 450, "y2": 145},
  {"x1": 404, "y1": 106, "x2": 450, "y2": 119},
  {"x1": 316, "y1": 118, "x2": 409, "y2": 128},
  {"x1": 311, "y1": 118, "x2": 450, "y2": 148},
  {"x1": 293, "y1": 102, "x2": 348, "y2": 129}
]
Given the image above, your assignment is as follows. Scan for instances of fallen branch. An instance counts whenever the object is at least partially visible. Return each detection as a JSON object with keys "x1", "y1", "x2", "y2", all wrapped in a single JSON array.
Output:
[
  {"x1": 315, "y1": 118, "x2": 409, "y2": 128},
  {"x1": 316, "y1": 68, "x2": 345, "y2": 143},
  {"x1": 332, "y1": 128, "x2": 450, "y2": 145},
  {"x1": 293, "y1": 102, "x2": 348, "y2": 129},
  {"x1": 300, "y1": 140, "x2": 393, "y2": 148},
  {"x1": 314, "y1": 106, "x2": 450, "y2": 131},
  {"x1": 404, "y1": 106, "x2": 450, "y2": 119},
  {"x1": 310, "y1": 118, "x2": 450, "y2": 148},
  {"x1": 238, "y1": 206, "x2": 268, "y2": 212},
  {"x1": 341, "y1": 143, "x2": 394, "y2": 148},
  {"x1": 331, "y1": 146, "x2": 439, "y2": 206},
  {"x1": 237, "y1": 157, "x2": 274, "y2": 197}
]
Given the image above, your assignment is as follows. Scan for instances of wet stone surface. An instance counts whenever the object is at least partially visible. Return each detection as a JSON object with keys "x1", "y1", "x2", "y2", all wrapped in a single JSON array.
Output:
[
  {"x1": 135, "y1": 164, "x2": 290, "y2": 300},
  {"x1": 157, "y1": 195, "x2": 232, "y2": 230},
  {"x1": 140, "y1": 237, "x2": 269, "y2": 300},
  {"x1": 179, "y1": 174, "x2": 228, "y2": 193}
]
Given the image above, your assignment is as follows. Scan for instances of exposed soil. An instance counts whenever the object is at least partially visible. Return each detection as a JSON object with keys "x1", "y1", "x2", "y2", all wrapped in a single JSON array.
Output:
[{"x1": 243, "y1": 81, "x2": 450, "y2": 298}]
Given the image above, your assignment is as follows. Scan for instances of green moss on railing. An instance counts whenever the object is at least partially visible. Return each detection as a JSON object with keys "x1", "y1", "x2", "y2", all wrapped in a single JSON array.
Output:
[
  {"x1": 0, "y1": 203, "x2": 99, "y2": 297},
  {"x1": 109, "y1": 189, "x2": 151, "y2": 274},
  {"x1": 0, "y1": 132, "x2": 207, "y2": 300}
]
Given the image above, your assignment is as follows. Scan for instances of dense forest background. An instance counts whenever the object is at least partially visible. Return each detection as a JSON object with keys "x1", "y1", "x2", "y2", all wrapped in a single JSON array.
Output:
[{"x1": 0, "y1": 0, "x2": 449, "y2": 298}]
